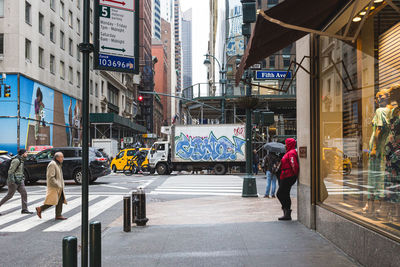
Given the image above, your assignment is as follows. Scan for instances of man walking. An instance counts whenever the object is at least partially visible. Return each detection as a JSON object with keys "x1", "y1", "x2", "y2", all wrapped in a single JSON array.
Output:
[
  {"x1": 0, "y1": 149, "x2": 34, "y2": 215},
  {"x1": 36, "y1": 152, "x2": 68, "y2": 220}
]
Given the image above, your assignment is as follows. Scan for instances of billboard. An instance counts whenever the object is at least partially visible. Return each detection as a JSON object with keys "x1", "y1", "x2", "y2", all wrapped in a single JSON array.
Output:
[{"x1": 0, "y1": 74, "x2": 82, "y2": 154}]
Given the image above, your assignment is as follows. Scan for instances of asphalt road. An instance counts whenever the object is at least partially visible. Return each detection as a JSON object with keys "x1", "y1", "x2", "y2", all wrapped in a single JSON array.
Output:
[{"x1": 0, "y1": 172, "x2": 270, "y2": 267}]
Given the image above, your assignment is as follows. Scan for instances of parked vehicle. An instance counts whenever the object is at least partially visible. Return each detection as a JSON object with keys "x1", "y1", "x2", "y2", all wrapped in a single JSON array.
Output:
[
  {"x1": 148, "y1": 124, "x2": 247, "y2": 175},
  {"x1": 111, "y1": 148, "x2": 150, "y2": 172},
  {"x1": 92, "y1": 139, "x2": 119, "y2": 160},
  {"x1": 23, "y1": 147, "x2": 111, "y2": 185},
  {"x1": 0, "y1": 153, "x2": 11, "y2": 189},
  {"x1": 322, "y1": 147, "x2": 352, "y2": 176}
]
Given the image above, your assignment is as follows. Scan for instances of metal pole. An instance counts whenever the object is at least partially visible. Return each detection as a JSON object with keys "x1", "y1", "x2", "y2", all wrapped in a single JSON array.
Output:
[
  {"x1": 89, "y1": 221, "x2": 101, "y2": 267},
  {"x1": 221, "y1": 67, "x2": 225, "y2": 124},
  {"x1": 63, "y1": 236, "x2": 78, "y2": 267},
  {"x1": 78, "y1": 0, "x2": 93, "y2": 265},
  {"x1": 123, "y1": 196, "x2": 131, "y2": 232}
]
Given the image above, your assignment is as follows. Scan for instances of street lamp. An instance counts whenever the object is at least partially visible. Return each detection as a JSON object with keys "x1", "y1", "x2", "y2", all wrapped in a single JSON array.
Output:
[{"x1": 203, "y1": 54, "x2": 226, "y2": 123}]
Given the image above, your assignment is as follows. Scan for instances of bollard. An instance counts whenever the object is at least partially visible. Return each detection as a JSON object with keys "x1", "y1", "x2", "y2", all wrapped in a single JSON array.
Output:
[
  {"x1": 134, "y1": 187, "x2": 149, "y2": 226},
  {"x1": 123, "y1": 196, "x2": 131, "y2": 232},
  {"x1": 90, "y1": 221, "x2": 101, "y2": 267},
  {"x1": 131, "y1": 190, "x2": 138, "y2": 224},
  {"x1": 63, "y1": 236, "x2": 78, "y2": 267}
]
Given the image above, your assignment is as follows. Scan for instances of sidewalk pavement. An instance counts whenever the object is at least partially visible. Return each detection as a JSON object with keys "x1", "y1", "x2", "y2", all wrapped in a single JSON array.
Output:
[{"x1": 101, "y1": 182, "x2": 359, "y2": 267}]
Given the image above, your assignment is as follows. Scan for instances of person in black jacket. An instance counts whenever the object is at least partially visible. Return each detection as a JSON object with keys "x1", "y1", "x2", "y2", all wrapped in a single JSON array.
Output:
[{"x1": 263, "y1": 152, "x2": 281, "y2": 198}]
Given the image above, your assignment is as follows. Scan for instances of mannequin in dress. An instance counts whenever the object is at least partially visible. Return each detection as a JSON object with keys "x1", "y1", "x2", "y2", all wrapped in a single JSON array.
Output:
[{"x1": 364, "y1": 89, "x2": 391, "y2": 214}]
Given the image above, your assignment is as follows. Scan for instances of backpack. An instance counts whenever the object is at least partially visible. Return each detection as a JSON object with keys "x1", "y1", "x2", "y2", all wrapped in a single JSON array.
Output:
[{"x1": 1, "y1": 157, "x2": 21, "y2": 177}]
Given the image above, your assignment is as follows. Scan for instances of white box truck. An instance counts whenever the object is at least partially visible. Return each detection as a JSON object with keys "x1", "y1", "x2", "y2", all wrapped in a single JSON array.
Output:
[
  {"x1": 148, "y1": 124, "x2": 246, "y2": 175},
  {"x1": 92, "y1": 139, "x2": 119, "y2": 159}
]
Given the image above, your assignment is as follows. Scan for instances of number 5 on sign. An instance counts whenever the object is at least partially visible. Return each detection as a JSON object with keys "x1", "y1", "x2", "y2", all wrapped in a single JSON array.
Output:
[{"x1": 100, "y1": 5, "x2": 110, "y2": 18}]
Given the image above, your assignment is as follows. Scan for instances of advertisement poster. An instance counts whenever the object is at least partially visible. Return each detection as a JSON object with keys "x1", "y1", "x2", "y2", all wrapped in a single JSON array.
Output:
[{"x1": 0, "y1": 74, "x2": 82, "y2": 154}]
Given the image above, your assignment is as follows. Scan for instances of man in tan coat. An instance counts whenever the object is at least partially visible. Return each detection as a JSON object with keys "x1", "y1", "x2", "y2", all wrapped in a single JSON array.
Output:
[{"x1": 35, "y1": 152, "x2": 68, "y2": 220}]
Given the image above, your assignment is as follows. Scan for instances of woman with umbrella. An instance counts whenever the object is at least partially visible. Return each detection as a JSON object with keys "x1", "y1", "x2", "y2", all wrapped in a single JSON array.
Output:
[{"x1": 262, "y1": 142, "x2": 285, "y2": 198}]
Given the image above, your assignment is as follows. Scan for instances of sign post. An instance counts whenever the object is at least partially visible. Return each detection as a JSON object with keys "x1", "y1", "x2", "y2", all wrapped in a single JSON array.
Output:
[{"x1": 94, "y1": 0, "x2": 139, "y2": 73}]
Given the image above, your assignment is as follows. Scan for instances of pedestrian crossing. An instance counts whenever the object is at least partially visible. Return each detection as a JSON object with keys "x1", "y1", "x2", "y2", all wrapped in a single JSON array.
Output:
[
  {"x1": 149, "y1": 175, "x2": 243, "y2": 196},
  {"x1": 0, "y1": 194, "x2": 121, "y2": 232}
]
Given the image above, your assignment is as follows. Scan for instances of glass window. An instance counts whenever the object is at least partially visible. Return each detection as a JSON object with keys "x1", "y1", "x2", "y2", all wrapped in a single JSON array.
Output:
[
  {"x1": 60, "y1": 30, "x2": 64, "y2": 49},
  {"x1": 39, "y1": 13, "x2": 44, "y2": 34},
  {"x1": 157, "y1": 144, "x2": 165, "y2": 151},
  {"x1": 90, "y1": 80, "x2": 93, "y2": 95},
  {"x1": 127, "y1": 150, "x2": 136, "y2": 156},
  {"x1": 68, "y1": 66, "x2": 73, "y2": 84},
  {"x1": 95, "y1": 83, "x2": 98, "y2": 97},
  {"x1": 25, "y1": 39, "x2": 31, "y2": 61},
  {"x1": 0, "y1": 0, "x2": 4, "y2": 17},
  {"x1": 50, "y1": 54, "x2": 55, "y2": 74},
  {"x1": 60, "y1": 60, "x2": 65, "y2": 79},
  {"x1": 25, "y1": 1, "x2": 31, "y2": 24},
  {"x1": 69, "y1": 38, "x2": 73, "y2": 56},
  {"x1": 50, "y1": 22, "x2": 55, "y2": 42},
  {"x1": 76, "y1": 0, "x2": 80, "y2": 9},
  {"x1": 50, "y1": 0, "x2": 55, "y2": 11},
  {"x1": 38, "y1": 47, "x2": 44, "y2": 68},
  {"x1": 77, "y1": 18, "x2": 80, "y2": 35},
  {"x1": 60, "y1": 1, "x2": 64, "y2": 20},
  {"x1": 37, "y1": 150, "x2": 53, "y2": 160},
  {"x1": 68, "y1": 10, "x2": 73, "y2": 28},
  {"x1": 77, "y1": 45, "x2": 81, "y2": 61},
  {"x1": 116, "y1": 151, "x2": 125, "y2": 159},
  {"x1": 0, "y1": 34, "x2": 3, "y2": 55},
  {"x1": 269, "y1": 56, "x2": 275, "y2": 69},
  {"x1": 77, "y1": 71, "x2": 81, "y2": 87},
  {"x1": 318, "y1": 2, "x2": 400, "y2": 238}
]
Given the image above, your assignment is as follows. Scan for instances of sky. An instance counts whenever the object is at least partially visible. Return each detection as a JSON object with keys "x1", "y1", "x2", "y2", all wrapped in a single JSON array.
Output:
[{"x1": 180, "y1": 0, "x2": 209, "y2": 86}]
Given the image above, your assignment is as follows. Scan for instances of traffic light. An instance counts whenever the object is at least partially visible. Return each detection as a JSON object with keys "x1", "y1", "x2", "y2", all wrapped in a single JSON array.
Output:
[
  {"x1": 138, "y1": 95, "x2": 143, "y2": 102},
  {"x1": 3, "y1": 85, "x2": 11, "y2": 97}
]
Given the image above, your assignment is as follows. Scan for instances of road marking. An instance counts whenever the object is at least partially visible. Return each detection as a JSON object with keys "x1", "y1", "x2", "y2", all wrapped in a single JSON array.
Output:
[
  {"x1": 0, "y1": 196, "x2": 44, "y2": 227},
  {"x1": 99, "y1": 184, "x2": 129, "y2": 190},
  {"x1": 154, "y1": 188, "x2": 242, "y2": 193},
  {"x1": 0, "y1": 196, "x2": 99, "y2": 232},
  {"x1": 44, "y1": 196, "x2": 120, "y2": 232},
  {"x1": 148, "y1": 191, "x2": 241, "y2": 196}
]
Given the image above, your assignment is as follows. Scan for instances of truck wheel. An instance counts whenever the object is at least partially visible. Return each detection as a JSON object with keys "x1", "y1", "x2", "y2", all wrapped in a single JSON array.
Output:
[
  {"x1": 214, "y1": 164, "x2": 226, "y2": 175},
  {"x1": 156, "y1": 163, "x2": 168, "y2": 175}
]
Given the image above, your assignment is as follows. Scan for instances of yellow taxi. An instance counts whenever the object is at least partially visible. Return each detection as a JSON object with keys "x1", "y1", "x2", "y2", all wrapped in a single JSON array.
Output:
[
  {"x1": 322, "y1": 147, "x2": 352, "y2": 176},
  {"x1": 111, "y1": 148, "x2": 150, "y2": 172}
]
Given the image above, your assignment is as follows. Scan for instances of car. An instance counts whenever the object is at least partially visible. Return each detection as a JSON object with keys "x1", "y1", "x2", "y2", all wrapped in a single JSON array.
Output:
[
  {"x1": 23, "y1": 147, "x2": 111, "y2": 185},
  {"x1": 110, "y1": 148, "x2": 150, "y2": 172},
  {"x1": 322, "y1": 147, "x2": 352, "y2": 176},
  {"x1": 0, "y1": 154, "x2": 11, "y2": 189}
]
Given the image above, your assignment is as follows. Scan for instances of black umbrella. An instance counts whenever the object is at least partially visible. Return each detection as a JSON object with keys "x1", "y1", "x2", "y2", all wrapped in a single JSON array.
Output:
[{"x1": 263, "y1": 142, "x2": 286, "y2": 154}]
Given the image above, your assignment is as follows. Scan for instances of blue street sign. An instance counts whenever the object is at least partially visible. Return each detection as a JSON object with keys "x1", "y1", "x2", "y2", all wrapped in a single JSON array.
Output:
[
  {"x1": 255, "y1": 70, "x2": 292, "y2": 80},
  {"x1": 98, "y1": 54, "x2": 135, "y2": 70}
]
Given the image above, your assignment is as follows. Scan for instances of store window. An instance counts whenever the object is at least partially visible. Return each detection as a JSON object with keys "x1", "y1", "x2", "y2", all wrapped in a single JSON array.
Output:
[{"x1": 318, "y1": 1, "x2": 400, "y2": 238}]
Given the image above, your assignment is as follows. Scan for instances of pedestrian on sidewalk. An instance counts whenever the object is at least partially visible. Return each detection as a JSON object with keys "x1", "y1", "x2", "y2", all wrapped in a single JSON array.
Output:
[
  {"x1": 277, "y1": 138, "x2": 299, "y2": 221},
  {"x1": 262, "y1": 151, "x2": 281, "y2": 198},
  {"x1": 253, "y1": 150, "x2": 259, "y2": 175},
  {"x1": 0, "y1": 149, "x2": 34, "y2": 215},
  {"x1": 36, "y1": 152, "x2": 68, "y2": 220}
]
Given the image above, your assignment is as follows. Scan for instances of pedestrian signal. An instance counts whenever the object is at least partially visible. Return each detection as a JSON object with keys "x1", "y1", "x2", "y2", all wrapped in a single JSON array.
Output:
[{"x1": 3, "y1": 85, "x2": 11, "y2": 97}]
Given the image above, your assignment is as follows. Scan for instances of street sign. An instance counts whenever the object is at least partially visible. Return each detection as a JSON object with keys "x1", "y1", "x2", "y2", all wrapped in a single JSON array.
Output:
[
  {"x1": 94, "y1": 0, "x2": 139, "y2": 73},
  {"x1": 254, "y1": 70, "x2": 292, "y2": 80}
]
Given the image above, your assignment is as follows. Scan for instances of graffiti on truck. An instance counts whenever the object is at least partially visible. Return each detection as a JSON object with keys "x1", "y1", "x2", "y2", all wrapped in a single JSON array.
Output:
[{"x1": 175, "y1": 132, "x2": 246, "y2": 161}]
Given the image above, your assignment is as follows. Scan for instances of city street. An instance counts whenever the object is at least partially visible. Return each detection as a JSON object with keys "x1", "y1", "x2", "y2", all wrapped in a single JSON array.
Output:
[{"x1": 0, "y1": 172, "x2": 267, "y2": 266}]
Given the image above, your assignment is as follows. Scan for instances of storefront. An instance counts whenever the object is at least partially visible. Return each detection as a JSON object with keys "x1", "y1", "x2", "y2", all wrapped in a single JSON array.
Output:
[{"x1": 237, "y1": 0, "x2": 400, "y2": 265}]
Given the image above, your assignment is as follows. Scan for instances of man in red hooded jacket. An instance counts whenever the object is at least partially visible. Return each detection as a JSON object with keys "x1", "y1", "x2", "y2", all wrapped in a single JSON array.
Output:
[{"x1": 276, "y1": 138, "x2": 299, "y2": 220}]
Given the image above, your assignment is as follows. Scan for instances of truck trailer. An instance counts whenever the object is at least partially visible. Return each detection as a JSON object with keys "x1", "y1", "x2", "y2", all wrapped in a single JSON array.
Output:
[{"x1": 148, "y1": 124, "x2": 246, "y2": 175}]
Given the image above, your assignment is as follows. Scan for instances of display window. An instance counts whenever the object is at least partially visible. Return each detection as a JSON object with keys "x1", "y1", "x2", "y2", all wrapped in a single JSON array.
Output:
[{"x1": 318, "y1": 0, "x2": 400, "y2": 238}]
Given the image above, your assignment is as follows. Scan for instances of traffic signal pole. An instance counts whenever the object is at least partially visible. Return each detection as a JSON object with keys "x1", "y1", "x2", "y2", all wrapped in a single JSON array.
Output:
[{"x1": 78, "y1": 0, "x2": 93, "y2": 266}]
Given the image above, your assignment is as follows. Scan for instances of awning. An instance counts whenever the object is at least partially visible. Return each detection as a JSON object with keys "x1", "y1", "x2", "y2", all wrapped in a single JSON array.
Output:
[
  {"x1": 235, "y1": 0, "x2": 350, "y2": 85},
  {"x1": 90, "y1": 113, "x2": 147, "y2": 133}
]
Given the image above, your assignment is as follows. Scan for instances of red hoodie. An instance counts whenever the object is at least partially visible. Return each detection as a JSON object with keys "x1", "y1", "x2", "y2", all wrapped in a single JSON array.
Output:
[{"x1": 280, "y1": 138, "x2": 299, "y2": 180}]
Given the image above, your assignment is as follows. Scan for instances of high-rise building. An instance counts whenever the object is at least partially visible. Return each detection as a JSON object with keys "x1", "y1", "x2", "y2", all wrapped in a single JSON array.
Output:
[
  {"x1": 0, "y1": 0, "x2": 145, "y2": 153},
  {"x1": 161, "y1": 0, "x2": 173, "y2": 23},
  {"x1": 152, "y1": 0, "x2": 161, "y2": 40},
  {"x1": 174, "y1": 0, "x2": 182, "y2": 93},
  {"x1": 181, "y1": 9, "x2": 192, "y2": 90}
]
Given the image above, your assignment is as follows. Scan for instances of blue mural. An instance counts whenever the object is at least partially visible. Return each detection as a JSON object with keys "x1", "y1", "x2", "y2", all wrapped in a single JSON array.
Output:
[{"x1": 175, "y1": 132, "x2": 246, "y2": 161}]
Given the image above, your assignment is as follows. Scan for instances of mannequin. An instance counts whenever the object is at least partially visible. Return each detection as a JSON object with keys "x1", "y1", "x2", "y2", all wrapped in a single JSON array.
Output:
[
  {"x1": 364, "y1": 89, "x2": 391, "y2": 214},
  {"x1": 384, "y1": 85, "x2": 400, "y2": 222}
]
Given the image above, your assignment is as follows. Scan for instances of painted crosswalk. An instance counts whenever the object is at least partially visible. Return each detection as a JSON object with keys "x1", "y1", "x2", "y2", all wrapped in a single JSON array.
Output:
[
  {"x1": 0, "y1": 194, "x2": 121, "y2": 232},
  {"x1": 149, "y1": 175, "x2": 243, "y2": 196}
]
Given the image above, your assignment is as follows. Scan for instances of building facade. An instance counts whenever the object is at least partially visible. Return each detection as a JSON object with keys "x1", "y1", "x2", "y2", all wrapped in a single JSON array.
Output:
[
  {"x1": 152, "y1": 0, "x2": 161, "y2": 40},
  {"x1": 0, "y1": 0, "x2": 144, "y2": 154},
  {"x1": 161, "y1": 18, "x2": 172, "y2": 125}
]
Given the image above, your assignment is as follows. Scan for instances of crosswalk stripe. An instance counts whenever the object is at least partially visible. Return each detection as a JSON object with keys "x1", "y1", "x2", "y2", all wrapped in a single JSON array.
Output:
[
  {"x1": 0, "y1": 195, "x2": 43, "y2": 214},
  {"x1": 155, "y1": 188, "x2": 242, "y2": 192},
  {"x1": 0, "y1": 196, "x2": 99, "y2": 232},
  {"x1": 0, "y1": 196, "x2": 44, "y2": 227},
  {"x1": 149, "y1": 191, "x2": 241, "y2": 196},
  {"x1": 43, "y1": 195, "x2": 120, "y2": 232}
]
